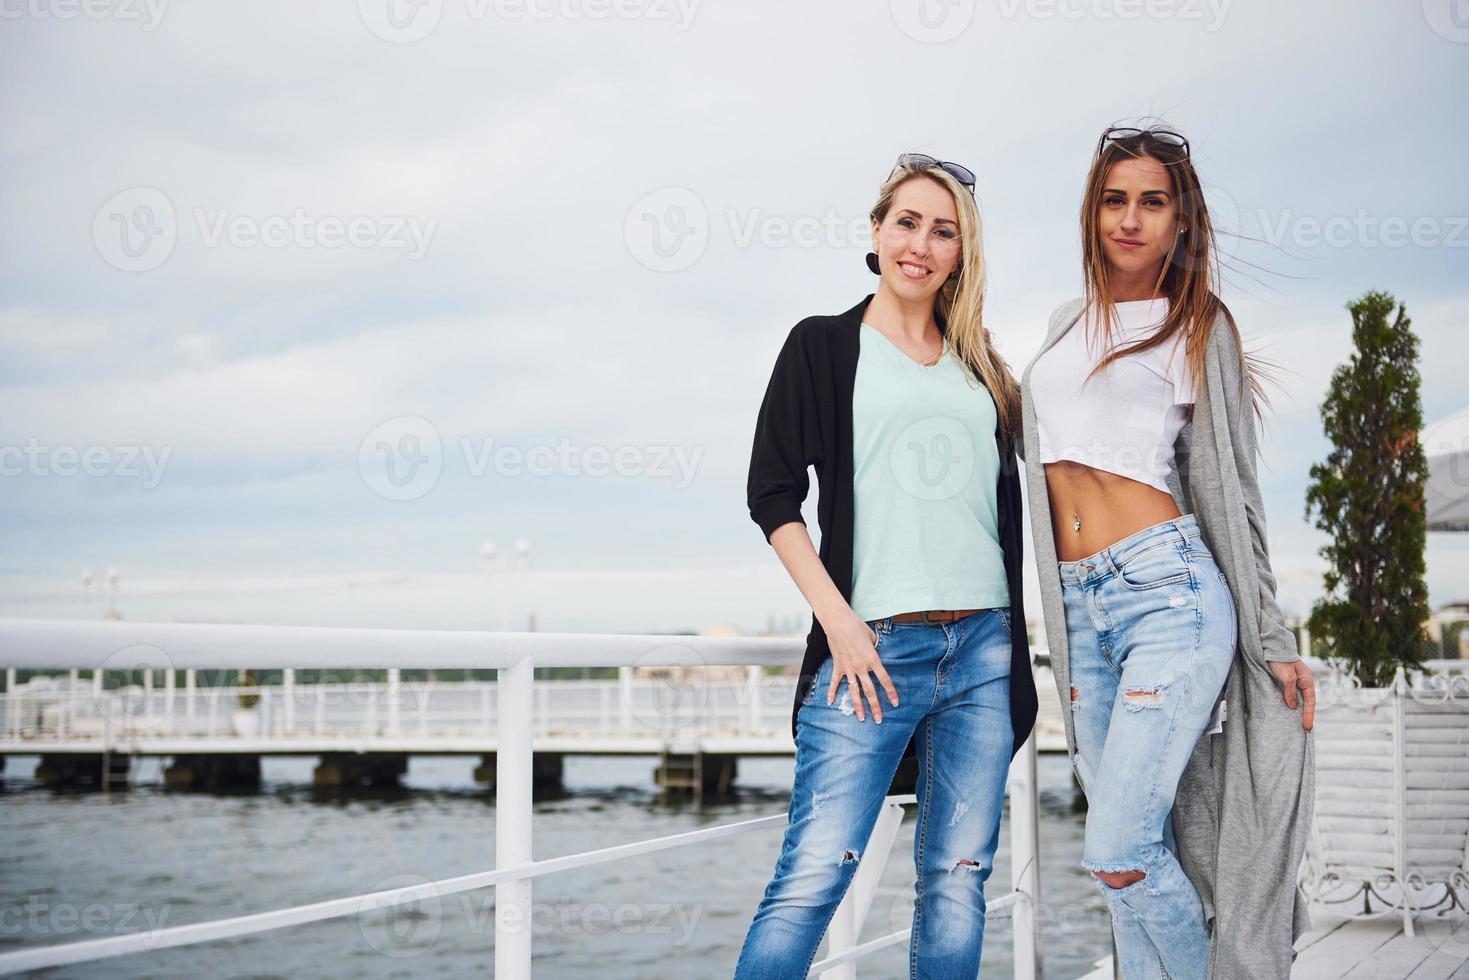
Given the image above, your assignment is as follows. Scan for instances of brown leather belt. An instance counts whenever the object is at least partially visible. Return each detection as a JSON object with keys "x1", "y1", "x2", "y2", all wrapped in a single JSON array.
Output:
[{"x1": 888, "y1": 608, "x2": 982, "y2": 625}]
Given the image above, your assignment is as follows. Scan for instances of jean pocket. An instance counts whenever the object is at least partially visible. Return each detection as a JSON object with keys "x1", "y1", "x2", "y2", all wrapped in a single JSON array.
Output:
[
  {"x1": 802, "y1": 657, "x2": 832, "y2": 706},
  {"x1": 1116, "y1": 544, "x2": 1191, "y2": 591},
  {"x1": 995, "y1": 607, "x2": 1013, "y2": 641}
]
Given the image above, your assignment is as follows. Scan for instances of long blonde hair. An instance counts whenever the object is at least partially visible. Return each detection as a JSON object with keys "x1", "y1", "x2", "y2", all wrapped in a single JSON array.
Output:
[
  {"x1": 1078, "y1": 125, "x2": 1271, "y2": 420},
  {"x1": 869, "y1": 162, "x2": 1021, "y2": 441}
]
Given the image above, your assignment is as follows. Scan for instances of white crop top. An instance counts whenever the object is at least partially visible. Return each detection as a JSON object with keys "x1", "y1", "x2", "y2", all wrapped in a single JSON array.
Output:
[{"x1": 1030, "y1": 297, "x2": 1196, "y2": 496}]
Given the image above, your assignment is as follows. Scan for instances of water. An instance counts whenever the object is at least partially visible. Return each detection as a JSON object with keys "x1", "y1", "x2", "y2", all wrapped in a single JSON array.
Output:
[{"x1": 1, "y1": 753, "x2": 1112, "y2": 978}]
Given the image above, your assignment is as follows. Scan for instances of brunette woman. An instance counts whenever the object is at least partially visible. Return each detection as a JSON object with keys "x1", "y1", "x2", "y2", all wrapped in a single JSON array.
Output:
[
  {"x1": 1019, "y1": 124, "x2": 1316, "y2": 979},
  {"x1": 735, "y1": 153, "x2": 1036, "y2": 979}
]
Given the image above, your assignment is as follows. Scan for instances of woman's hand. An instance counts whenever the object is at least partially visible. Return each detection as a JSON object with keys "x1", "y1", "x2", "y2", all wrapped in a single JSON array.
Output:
[
  {"x1": 825, "y1": 611, "x2": 899, "y2": 723},
  {"x1": 1268, "y1": 660, "x2": 1316, "y2": 731}
]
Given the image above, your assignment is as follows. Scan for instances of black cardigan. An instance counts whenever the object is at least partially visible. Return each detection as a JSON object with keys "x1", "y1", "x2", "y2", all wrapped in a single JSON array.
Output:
[{"x1": 745, "y1": 293, "x2": 1037, "y2": 768}]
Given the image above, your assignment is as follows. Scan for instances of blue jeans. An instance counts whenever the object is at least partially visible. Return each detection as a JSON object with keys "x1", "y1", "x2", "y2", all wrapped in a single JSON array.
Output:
[
  {"x1": 733, "y1": 608, "x2": 1015, "y2": 980},
  {"x1": 1059, "y1": 513, "x2": 1235, "y2": 980}
]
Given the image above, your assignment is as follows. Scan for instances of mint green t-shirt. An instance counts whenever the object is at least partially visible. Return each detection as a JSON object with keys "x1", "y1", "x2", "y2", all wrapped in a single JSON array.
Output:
[{"x1": 849, "y1": 321, "x2": 1010, "y2": 621}]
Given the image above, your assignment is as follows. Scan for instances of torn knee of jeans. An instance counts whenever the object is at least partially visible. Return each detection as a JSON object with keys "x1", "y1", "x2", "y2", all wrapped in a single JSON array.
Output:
[
  {"x1": 1082, "y1": 859, "x2": 1157, "y2": 894},
  {"x1": 952, "y1": 859, "x2": 984, "y2": 873},
  {"x1": 1122, "y1": 685, "x2": 1165, "y2": 710},
  {"x1": 1070, "y1": 686, "x2": 1080, "y2": 711},
  {"x1": 840, "y1": 849, "x2": 859, "y2": 865}
]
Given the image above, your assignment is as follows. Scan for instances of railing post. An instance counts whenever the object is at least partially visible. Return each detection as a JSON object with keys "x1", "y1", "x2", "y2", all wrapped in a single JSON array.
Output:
[
  {"x1": 163, "y1": 668, "x2": 175, "y2": 735},
  {"x1": 745, "y1": 665, "x2": 761, "y2": 734},
  {"x1": 387, "y1": 668, "x2": 401, "y2": 735},
  {"x1": 1009, "y1": 730, "x2": 1042, "y2": 980},
  {"x1": 826, "y1": 798, "x2": 906, "y2": 978},
  {"x1": 619, "y1": 665, "x2": 633, "y2": 733},
  {"x1": 497, "y1": 656, "x2": 534, "y2": 979},
  {"x1": 283, "y1": 668, "x2": 295, "y2": 734}
]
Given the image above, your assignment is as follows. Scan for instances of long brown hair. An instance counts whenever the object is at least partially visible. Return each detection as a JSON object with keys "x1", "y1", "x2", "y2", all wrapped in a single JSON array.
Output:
[
  {"x1": 869, "y1": 162, "x2": 1022, "y2": 441},
  {"x1": 1078, "y1": 125, "x2": 1270, "y2": 420}
]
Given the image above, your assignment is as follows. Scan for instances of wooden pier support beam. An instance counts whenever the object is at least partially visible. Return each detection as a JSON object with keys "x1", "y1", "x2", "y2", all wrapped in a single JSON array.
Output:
[
  {"x1": 472, "y1": 752, "x2": 564, "y2": 791},
  {"x1": 35, "y1": 753, "x2": 131, "y2": 790},
  {"x1": 312, "y1": 752, "x2": 408, "y2": 788},
  {"x1": 163, "y1": 754, "x2": 262, "y2": 790}
]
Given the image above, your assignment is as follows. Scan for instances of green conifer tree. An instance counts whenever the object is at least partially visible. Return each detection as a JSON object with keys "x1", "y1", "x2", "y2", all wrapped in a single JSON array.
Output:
[{"x1": 1305, "y1": 291, "x2": 1429, "y2": 686}]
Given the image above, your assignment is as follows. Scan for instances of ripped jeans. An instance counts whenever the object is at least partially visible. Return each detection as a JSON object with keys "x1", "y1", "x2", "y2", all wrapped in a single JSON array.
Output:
[
  {"x1": 1059, "y1": 514, "x2": 1235, "y2": 980},
  {"x1": 733, "y1": 607, "x2": 1014, "y2": 980}
]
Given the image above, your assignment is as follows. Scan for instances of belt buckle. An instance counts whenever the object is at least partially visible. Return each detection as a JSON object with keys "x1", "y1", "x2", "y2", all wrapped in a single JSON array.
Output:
[{"x1": 920, "y1": 609, "x2": 943, "y2": 626}]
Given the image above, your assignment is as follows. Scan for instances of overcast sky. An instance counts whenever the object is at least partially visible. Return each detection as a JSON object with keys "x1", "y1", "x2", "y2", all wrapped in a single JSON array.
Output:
[{"x1": 2, "y1": 0, "x2": 1466, "y2": 636}]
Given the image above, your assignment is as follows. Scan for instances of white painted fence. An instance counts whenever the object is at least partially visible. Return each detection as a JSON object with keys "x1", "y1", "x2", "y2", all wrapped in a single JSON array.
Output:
[{"x1": 1303, "y1": 661, "x2": 1469, "y2": 936}]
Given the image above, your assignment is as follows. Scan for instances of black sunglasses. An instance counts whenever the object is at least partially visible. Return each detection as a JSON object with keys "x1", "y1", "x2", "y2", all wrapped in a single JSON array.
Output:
[
  {"x1": 1095, "y1": 127, "x2": 1191, "y2": 160},
  {"x1": 892, "y1": 153, "x2": 977, "y2": 192}
]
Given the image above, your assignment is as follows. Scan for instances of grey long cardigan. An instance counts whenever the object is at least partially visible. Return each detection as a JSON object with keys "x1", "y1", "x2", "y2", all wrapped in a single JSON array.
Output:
[{"x1": 1018, "y1": 299, "x2": 1315, "y2": 980}]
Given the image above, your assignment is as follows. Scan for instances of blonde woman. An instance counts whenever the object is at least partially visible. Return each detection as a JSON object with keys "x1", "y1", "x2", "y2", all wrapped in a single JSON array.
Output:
[
  {"x1": 1020, "y1": 125, "x2": 1316, "y2": 978},
  {"x1": 735, "y1": 153, "x2": 1035, "y2": 979}
]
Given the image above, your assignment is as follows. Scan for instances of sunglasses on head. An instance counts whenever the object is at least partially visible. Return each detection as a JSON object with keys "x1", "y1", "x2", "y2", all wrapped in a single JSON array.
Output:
[
  {"x1": 891, "y1": 153, "x2": 977, "y2": 193},
  {"x1": 1095, "y1": 127, "x2": 1191, "y2": 160}
]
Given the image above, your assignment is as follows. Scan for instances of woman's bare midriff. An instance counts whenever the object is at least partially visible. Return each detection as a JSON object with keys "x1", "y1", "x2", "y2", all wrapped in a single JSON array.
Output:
[{"x1": 1044, "y1": 459, "x2": 1184, "y2": 562}]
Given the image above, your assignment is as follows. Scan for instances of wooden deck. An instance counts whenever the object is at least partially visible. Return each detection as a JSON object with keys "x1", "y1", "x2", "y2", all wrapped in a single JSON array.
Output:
[
  {"x1": 1292, "y1": 913, "x2": 1469, "y2": 979},
  {"x1": 1071, "y1": 914, "x2": 1469, "y2": 979}
]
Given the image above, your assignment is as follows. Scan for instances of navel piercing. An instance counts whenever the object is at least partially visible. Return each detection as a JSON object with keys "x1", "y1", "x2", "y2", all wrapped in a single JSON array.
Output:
[{"x1": 1072, "y1": 512, "x2": 1082, "y2": 533}]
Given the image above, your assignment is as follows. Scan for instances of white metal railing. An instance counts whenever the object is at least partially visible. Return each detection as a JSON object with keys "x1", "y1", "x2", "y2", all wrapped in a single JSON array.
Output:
[
  {"x1": 1302, "y1": 661, "x2": 1469, "y2": 936},
  {"x1": 0, "y1": 618, "x2": 1043, "y2": 979},
  {"x1": 0, "y1": 673, "x2": 804, "y2": 745}
]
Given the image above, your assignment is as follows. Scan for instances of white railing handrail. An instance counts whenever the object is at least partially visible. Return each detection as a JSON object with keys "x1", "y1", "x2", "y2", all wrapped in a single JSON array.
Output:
[
  {"x1": 0, "y1": 617, "x2": 1043, "y2": 979},
  {"x1": 0, "y1": 617, "x2": 800, "y2": 671}
]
